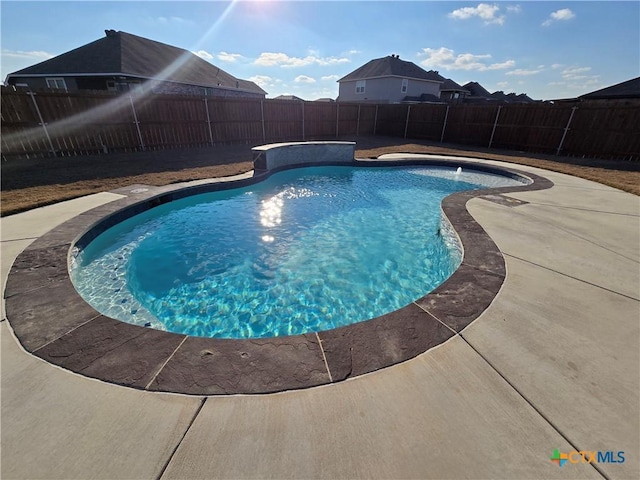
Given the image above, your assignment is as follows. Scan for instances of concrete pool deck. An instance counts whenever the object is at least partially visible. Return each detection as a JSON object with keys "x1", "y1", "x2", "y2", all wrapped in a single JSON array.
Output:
[{"x1": 1, "y1": 156, "x2": 639, "y2": 479}]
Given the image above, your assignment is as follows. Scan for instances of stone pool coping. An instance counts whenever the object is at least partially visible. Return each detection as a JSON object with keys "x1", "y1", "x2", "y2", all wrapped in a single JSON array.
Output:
[{"x1": 4, "y1": 157, "x2": 553, "y2": 395}]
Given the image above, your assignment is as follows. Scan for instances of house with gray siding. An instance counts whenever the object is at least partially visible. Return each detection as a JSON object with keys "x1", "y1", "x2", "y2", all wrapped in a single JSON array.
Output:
[
  {"x1": 5, "y1": 30, "x2": 266, "y2": 98},
  {"x1": 337, "y1": 55, "x2": 444, "y2": 103}
]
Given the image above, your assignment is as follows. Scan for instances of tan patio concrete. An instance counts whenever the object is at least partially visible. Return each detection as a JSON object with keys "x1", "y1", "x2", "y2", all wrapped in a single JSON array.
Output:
[
  {"x1": 0, "y1": 322, "x2": 203, "y2": 480},
  {"x1": 2, "y1": 159, "x2": 639, "y2": 479},
  {"x1": 161, "y1": 336, "x2": 597, "y2": 480},
  {"x1": 463, "y1": 178, "x2": 639, "y2": 480}
]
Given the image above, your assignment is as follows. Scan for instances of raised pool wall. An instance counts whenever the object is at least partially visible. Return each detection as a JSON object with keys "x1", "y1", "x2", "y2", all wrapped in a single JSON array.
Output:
[{"x1": 253, "y1": 141, "x2": 356, "y2": 172}]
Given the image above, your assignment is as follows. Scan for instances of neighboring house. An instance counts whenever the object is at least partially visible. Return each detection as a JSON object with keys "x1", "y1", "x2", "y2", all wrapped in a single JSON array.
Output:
[
  {"x1": 337, "y1": 54, "x2": 444, "y2": 103},
  {"x1": 5, "y1": 29, "x2": 266, "y2": 98},
  {"x1": 462, "y1": 81, "x2": 492, "y2": 98},
  {"x1": 439, "y1": 78, "x2": 470, "y2": 103},
  {"x1": 578, "y1": 77, "x2": 640, "y2": 105},
  {"x1": 273, "y1": 95, "x2": 305, "y2": 101},
  {"x1": 404, "y1": 73, "x2": 469, "y2": 104},
  {"x1": 462, "y1": 82, "x2": 535, "y2": 104},
  {"x1": 462, "y1": 82, "x2": 499, "y2": 103},
  {"x1": 491, "y1": 91, "x2": 535, "y2": 103}
]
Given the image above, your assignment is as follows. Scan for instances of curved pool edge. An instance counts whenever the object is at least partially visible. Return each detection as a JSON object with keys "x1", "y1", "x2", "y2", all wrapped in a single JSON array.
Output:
[{"x1": 4, "y1": 157, "x2": 553, "y2": 396}]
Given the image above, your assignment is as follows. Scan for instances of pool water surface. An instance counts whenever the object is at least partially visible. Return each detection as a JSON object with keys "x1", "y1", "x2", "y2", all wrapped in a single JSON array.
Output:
[{"x1": 71, "y1": 166, "x2": 525, "y2": 338}]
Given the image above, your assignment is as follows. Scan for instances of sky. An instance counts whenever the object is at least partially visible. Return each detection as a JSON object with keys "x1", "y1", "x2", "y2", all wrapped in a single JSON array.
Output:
[{"x1": 1, "y1": 1, "x2": 639, "y2": 101}]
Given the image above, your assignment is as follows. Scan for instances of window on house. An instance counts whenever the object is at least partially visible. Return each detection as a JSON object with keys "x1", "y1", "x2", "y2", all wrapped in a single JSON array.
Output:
[
  {"x1": 356, "y1": 80, "x2": 366, "y2": 94},
  {"x1": 107, "y1": 80, "x2": 131, "y2": 92},
  {"x1": 401, "y1": 78, "x2": 408, "y2": 93},
  {"x1": 46, "y1": 78, "x2": 67, "y2": 91}
]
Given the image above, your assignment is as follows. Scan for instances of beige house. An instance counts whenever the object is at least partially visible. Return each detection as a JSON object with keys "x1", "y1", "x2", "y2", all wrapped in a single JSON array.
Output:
[{"x1": 337, "y1": 54, "x2": 444, "y2": 103}]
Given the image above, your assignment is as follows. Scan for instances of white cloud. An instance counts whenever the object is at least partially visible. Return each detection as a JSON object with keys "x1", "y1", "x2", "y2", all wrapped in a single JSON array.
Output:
[
  {"x1": 310, "y1": 89, "x2": 336, "y2": 99},
  {"x1": 150, "y1": 16, "x2": 194, "y2": 26},
  {"x1": 194, "y1": 50, "x2": 245, "y2": 63},
  {"x1": 549, "y1": 65, "x2": 601, "y2": 95},
  {"x1": 551, "y1": 8, "x2": 576, "y2": 21},
  {"x1": 496, "y1": 81, "x2": 509, "y2": 88},
  {"x1": 1, "y1": 49, "x2": 54, "y2": 61},
  {"x1": 193, "y1": 50, "x2": 214, "y2": 61},
  {"x1": 551, "y1": 63, "x2": 564, "y2": 69},
  {"x1": 562, "y1": 66, "x2": 591, "y2": 79},
  {"x1": 506, "y1": 5, "x2": 522, "y2": 14},
  {"x1": 418, "y1": 47, "x2": 515, "y2": 71},
  {"x1": 294, "y1": 75, "x2": 316, "y2": 84},
  {"x1": 542, "y1": 8, "x2": 575, "y2": 26},
  {"x1": 321, "y1": 75, "x2": 340, "y2": 81},
  {"x1": 506, "y1": 68, "x2": 542, "y2": 76},
  {"x1": 254, "y1": 52, "x2": 349, "y2": 68},
  {"x1": 249, "y1": 75, "x2": 282, "y2": 88},
  {"x1": 218, "y1": 52, "x2": 244, "y2": 63},
  {"x1": 449, "y1": 3, "x2": 506, "y2": 25},
  {"x1": 549, "y1": 78, "x2": 602, "y2": 93}
]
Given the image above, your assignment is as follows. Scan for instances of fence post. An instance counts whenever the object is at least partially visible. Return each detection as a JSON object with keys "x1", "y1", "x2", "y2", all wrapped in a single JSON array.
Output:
[
  {"x1": 488, "y1": 105, "x2": 502, "y2": 148},
  {"x1": 336, "y1": 103, "x2": 340, "y2": 138},
  {"x1": 260, "y1": 100, "x2": 266, "y2": 142},
  {"x1": 27, "y1": 91, "x2": 57, "y2": 157},
  {"x1": 404, "y1": 105, "x2": 411, "y2": 139},
  {"x1": 356, "y1": 104, "x2": 361, "y2": 136},
  {"x1": 557, "y1": 106, "x2": 578, "y2": 155},
  {"x1": 440, "y1": 105, "x2": 450, "y2": 143},
  {"x1": 373, "y1": 105, "x2": 379, "y2": 136},
  {"x1": 302, "y1": 101, "x2": 305, "y2": 140},
  {"x1": 129, "y1": 95, "x2": 145, "y2": 151},
  {"x1": 204, "y1": 98, "x2": 214, "y2": 146}
]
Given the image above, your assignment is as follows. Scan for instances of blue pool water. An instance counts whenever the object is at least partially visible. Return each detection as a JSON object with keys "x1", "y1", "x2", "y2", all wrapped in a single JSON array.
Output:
[{"x1": 71, "y1": 166, "x2": 525, "y2": 338}]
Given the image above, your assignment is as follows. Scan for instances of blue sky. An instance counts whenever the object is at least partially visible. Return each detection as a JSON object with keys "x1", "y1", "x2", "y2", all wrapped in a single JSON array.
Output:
[{"x1": 1, "y1": 1, "x2": 639, "y2": 100}]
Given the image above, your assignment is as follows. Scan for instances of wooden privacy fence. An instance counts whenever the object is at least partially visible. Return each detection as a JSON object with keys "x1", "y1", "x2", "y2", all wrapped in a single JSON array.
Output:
[{"x1": 2, "y1": 86, "x2": 639, "y2": 161}]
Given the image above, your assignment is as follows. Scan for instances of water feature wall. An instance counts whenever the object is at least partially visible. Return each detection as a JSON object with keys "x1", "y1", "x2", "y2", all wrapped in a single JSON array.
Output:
[{"x1": 252, "y1": 141, "x2": 356, "y2": 172}]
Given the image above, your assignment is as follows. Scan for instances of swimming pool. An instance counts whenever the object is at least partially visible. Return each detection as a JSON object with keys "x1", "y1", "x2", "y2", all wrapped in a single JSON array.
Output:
[{"x1": 71, "y1": 165, "x2": 527, "y2": 339}]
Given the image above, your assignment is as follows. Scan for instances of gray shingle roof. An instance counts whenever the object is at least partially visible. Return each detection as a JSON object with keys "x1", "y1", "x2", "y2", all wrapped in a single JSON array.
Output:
[
  {"x1": 338, "y1": 55, "x2": 444, "y2": 83},
  {"x1": 579, "y1": 77, "x2": 640, "y2": 99},
  {"x1": 462, "y1": 81, "x2": 492, "y2": 98},
  {"x1": 273, "y1": 95, "x2": 305, "y2": 101},
  {"x1": 6, "y1": 30, "x2": 266, "y2": 95},
  {"x1": 440, "y1": 78, "x2": 469, "y2": 93}
]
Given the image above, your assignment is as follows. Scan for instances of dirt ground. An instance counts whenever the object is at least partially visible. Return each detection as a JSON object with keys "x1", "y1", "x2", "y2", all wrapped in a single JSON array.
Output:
[{"x1": 1, "y1": 136, "x2": 638, "y2": 216}]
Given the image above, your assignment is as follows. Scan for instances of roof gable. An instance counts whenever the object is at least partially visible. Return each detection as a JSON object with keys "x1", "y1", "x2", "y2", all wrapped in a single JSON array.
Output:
[
  {"x1": 462, "y1": 81, "x2": 492, "y2": 97},
  {"x1": 339, "y1": 55, "x2": 443, "y2": 83},
  {"x1": 8, "y1": 34, "x2": 122, "y2": 75}
]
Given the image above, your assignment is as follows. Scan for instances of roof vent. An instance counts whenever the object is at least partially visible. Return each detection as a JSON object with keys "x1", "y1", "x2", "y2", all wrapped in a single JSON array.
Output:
[{"x1": 105, "y1": 29, "x2": 118, "y2": 37}]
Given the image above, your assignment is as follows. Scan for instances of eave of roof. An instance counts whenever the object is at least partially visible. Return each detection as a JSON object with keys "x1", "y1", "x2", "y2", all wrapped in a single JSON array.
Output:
[
  {"x1": 5, "y1": 72, "x2": 266, "y2": 95},
  {"x1": 340, "y1": 74, "x2": 442, "y2": 84}
]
